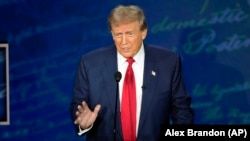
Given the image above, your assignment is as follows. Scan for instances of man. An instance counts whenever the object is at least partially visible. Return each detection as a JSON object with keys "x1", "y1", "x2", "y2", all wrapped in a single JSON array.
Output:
[{"x1": 70, "y1": 4, "x2": 194, "y2": 141}]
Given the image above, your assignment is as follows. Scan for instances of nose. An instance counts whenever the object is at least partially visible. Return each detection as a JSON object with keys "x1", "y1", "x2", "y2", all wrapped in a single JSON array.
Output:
[{"x1": 121, "y1": 35, "x2": 127, "y2": 45}]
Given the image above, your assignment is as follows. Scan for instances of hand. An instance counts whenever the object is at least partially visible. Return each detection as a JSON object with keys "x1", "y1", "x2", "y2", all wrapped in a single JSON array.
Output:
[{"x1": 74, "y1": 101, "x2": 101, "y2": 129}]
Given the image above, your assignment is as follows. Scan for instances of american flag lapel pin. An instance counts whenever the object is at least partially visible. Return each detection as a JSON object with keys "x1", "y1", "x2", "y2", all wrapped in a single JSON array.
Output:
[{"x1": 151, "y1": 70, "x2": 156, "y2": 76}]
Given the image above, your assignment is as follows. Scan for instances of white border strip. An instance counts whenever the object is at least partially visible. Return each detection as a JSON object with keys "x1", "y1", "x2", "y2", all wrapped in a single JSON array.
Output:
[{"x1": 0, "y1": 43, "x2": 10, "y2": 125}]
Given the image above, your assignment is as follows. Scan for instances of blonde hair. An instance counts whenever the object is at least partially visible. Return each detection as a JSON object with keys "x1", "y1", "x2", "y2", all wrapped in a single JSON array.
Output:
[{"x1": 108, "y1": 5, "x2": 147, "y2": 31}]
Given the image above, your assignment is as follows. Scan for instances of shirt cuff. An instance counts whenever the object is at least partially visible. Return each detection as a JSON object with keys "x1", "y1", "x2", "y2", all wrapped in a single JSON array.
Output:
[{"x1": 77, "y1": 124, "x2": 93, "y2": 136}]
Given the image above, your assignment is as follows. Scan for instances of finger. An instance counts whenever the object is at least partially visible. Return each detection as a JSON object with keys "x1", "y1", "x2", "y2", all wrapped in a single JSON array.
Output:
[
  {"x1": 77, "y1": 105, "x2": 84, "y2": 113},
  {"x1": 82, "y1": 101, "x2": 88, "y2": 109},
  {"x1": 78, "y1": 101, "x2": 89, "y2": 113},
  {"x1": 75, "y1": 111, "x2": 83, "y2": 118},
  {"x1": 86, "y1": 104, "x2": 101, "y2": 125},
  {"x1": 74, "y1": 116, "x2": 81, "y2": 124},
  {"x1": 74, "y1": 119, "x2": 79, "y2": 124}
]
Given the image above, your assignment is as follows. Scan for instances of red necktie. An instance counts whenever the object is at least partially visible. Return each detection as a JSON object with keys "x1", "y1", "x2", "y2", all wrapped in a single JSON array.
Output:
[{"x1": 121, "y1": 57, "x2": 136, "y2": 141}]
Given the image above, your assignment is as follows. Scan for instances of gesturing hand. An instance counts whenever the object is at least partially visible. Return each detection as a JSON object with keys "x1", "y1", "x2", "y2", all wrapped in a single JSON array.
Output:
[{"x1": 74, "y1": 101, "x2": 101, "y2": 129}]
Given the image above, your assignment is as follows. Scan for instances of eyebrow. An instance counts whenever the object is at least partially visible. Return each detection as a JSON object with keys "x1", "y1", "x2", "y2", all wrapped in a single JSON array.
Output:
[{"x1": 113, "y1": 31, "x2": 134, "y2": 34}]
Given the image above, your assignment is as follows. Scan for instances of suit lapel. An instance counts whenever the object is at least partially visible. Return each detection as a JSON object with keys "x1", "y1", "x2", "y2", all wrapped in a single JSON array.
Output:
[
  {"x1": 101, "y1": 46, "x2": 118, "y2": 116},
  {"x1": 137, "y1": 46, "x2": 158, "y2": 137},
  {"x1": 101, "y1": 46, "x2": 123, "y2": 138}
]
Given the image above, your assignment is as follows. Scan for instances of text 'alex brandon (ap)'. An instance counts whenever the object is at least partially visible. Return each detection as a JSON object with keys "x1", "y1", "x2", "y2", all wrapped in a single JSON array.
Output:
[{"x1": 164, "y1": 127, "x2": 248, "y2": 139}]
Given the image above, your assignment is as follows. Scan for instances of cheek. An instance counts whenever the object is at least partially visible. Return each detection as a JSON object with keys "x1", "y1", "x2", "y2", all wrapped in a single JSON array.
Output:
[
  {"x1": 113, "y1": 39, "x2": 121, "y2": 45},
  {"x1": 131, "y1": 38, "x2": 142, "y2": 47}
]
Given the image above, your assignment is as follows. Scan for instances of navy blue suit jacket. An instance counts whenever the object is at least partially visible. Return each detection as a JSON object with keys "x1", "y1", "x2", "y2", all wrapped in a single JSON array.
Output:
[{"x1": 70, "y1": 44, "x2": 194, "y2": 141}]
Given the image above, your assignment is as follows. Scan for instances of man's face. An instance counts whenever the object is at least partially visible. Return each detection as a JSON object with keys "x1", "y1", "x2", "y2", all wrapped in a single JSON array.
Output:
[{"x1": 111, "y1": 21, "x2": 147, "y2": 58}]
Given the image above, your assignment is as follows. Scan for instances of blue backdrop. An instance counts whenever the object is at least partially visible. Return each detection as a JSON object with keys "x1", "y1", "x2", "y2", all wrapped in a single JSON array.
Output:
[{"x1": 0, "y1": 0, "x2": 250, "y2": 140}]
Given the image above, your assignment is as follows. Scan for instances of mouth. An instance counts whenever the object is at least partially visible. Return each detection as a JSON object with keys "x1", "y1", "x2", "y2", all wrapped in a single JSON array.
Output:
[
  {"x1": 122, "y1": 48, "x2": 130, "y2": 52},
  {"x1": 119, "y1": 47, "x2": 132, "y2": 57}
]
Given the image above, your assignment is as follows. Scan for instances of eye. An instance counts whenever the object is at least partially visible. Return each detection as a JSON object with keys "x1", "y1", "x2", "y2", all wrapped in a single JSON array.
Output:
[
  {"x1": 127, "y1": 32, "x2": 134, "y2": 37},
  {"x1": 113, "y1": 33, "x2": 122, "y2": 38}
]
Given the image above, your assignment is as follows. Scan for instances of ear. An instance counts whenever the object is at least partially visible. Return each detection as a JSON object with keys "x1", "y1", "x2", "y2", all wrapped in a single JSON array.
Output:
[
  {"x1": 110, "y1": 31, "x2": 115, "y2": 40},
  {"x1": 142, "y1": 28, "x2": 147, "y2": 40}
]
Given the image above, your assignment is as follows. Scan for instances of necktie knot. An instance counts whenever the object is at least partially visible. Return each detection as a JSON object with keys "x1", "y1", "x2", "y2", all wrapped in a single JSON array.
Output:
[{"x1": 127, "y1": 57, "x2": 135, "y2": 66}]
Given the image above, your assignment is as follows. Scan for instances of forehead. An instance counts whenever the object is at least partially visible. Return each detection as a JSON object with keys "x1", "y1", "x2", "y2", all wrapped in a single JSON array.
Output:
[{"x1": 111, "y1": 21, "x2": 140, "y2": 32}]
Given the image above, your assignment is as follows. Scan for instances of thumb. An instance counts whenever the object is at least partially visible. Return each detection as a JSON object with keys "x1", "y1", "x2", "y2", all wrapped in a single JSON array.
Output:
[{"x1": 93, "y1": 104, "x2": 101, "y2": 114}]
